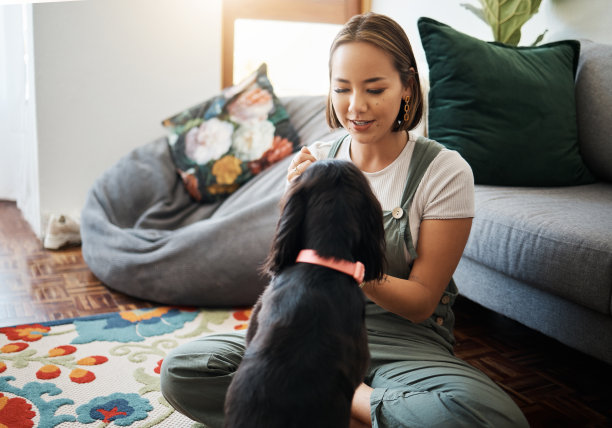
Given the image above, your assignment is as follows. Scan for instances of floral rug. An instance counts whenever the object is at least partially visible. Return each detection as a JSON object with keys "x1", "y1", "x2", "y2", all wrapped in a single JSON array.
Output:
[{"x1": 0, "y1": 307, "x2": 251, "y2": 427}]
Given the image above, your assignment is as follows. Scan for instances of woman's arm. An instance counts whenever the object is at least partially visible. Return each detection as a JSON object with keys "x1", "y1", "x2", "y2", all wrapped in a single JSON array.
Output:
[
  {"x1": 351, "y1": 218, "x2": 471, "y2": 425},
  {"x1": 362, "y1": 217, "x2": 472, "y2": 323}
]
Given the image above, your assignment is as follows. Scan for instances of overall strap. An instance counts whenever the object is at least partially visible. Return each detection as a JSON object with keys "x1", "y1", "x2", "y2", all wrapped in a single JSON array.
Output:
[
  {"x1": 327, "y1": 134, "x2": 349, "y2": 158},
  {"x1": 400, "y1": 136, "x2": 444, "y2": 208},
  {"x1": 398, "y1": 136, "x2": 444, "y2": 261}
]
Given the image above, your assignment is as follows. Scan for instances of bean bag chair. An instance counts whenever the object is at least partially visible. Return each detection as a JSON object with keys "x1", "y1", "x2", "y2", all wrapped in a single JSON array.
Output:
[{"x1": 81, "y1": 96, "x2": 345, "y2": 307}]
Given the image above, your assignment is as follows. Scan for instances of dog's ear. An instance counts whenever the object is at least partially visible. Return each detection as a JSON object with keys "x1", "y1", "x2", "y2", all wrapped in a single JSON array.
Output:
[
  {"x1": 261, "y1": 184, "x2": 306, "y2": 277},
  {"x1": 357, "y1": 192, "x2": 387, "y2": 283},
  {"x1": 245, "y1": 295, "x2": 263, "y2": 344}
]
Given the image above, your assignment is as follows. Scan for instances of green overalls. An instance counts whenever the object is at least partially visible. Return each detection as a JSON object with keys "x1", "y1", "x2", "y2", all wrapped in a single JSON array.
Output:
[
  {"x1": 327, "y1": 135, "x2": 458, "y2": 351},
  {"x1": 160, "y1": 135, "x2": 529, "y2": 428}
]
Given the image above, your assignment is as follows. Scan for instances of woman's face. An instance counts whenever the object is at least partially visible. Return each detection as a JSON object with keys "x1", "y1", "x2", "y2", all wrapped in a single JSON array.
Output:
[{"x1": 330, "y1": 41, "x2": 409, "y2": 147}]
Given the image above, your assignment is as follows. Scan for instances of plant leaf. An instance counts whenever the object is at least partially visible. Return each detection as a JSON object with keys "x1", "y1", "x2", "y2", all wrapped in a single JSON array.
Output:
[
  {"x1": 480, "y1": 0, "x2": 543, "y2": 45},
  {"x1": 506, "y1": 29, "x2": 522, "y2": 46},
  {"x1": 530, "y1": 29, "x2": 548, "y2": 46},
  {"x1": 460, "y1": 3, "x2": 487, "y2": 24}
]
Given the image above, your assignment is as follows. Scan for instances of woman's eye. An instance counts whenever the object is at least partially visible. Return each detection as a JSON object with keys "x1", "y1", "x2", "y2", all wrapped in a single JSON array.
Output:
[
  {"x1": 367, "y1": 89, "x2": 385, "y2": 95},
  {"x1": 333, "y1": 88, "x2": 349, "y2": 94}
]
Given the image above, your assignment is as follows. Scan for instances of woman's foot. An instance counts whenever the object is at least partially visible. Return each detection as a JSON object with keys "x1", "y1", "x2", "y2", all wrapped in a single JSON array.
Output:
[
  {"x1": 350, "y1": 417, "x2": 371, "y2": 428},
  {"x1": 351, "y1": 383, "x2": 373, "y2": 427}
]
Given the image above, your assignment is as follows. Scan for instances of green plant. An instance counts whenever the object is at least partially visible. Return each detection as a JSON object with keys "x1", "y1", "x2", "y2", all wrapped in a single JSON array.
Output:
[{"x1": 461, "y1": 0, "x2": 547, "y2": 46}]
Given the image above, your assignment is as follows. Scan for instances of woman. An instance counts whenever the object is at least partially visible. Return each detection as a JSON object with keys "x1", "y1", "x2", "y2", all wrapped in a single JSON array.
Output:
[{"x1": 161, "y1": 12, "x2": 529, "y2": 427}]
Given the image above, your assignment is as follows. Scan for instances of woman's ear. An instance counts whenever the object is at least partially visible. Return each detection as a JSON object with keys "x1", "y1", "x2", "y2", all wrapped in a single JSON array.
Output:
[{"x1": 403, "y1": 68, "x2": 416, "y2": 97}]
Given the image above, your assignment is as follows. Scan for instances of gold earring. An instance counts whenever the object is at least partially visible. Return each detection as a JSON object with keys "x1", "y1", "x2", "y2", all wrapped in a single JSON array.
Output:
[{"x1": 403, "y1": 95, "x2": 410, "y2": 122}]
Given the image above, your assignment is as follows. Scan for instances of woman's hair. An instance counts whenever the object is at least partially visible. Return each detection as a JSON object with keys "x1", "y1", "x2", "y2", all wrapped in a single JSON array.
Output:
[{"x1": 326, "y1": 12, "x2": 423, "y2": 132}]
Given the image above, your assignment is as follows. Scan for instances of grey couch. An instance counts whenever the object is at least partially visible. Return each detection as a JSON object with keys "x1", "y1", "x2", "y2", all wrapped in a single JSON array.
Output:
[
  {"x1": 453, "y1": 40, "x2": 612, "y2": 365},
  {"x1": 285, "y1": 41, "x2": 612, "y2": 366}
]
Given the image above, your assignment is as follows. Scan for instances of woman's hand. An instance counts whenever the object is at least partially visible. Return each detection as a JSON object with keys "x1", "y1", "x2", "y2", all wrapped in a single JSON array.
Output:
[{"x1": 287, "y1": 147, "x2": 316, "y2": 182}]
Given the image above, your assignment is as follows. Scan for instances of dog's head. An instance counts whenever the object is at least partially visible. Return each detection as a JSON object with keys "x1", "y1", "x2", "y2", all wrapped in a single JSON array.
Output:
[{"x1": 263, "y1": 159, "x2": 386, "y2": 282}]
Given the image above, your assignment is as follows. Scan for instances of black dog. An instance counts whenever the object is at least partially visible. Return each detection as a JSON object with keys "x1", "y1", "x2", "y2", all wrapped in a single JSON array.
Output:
[{"x1": 224, "y1": 159, "x2": 386, "y2": 428}]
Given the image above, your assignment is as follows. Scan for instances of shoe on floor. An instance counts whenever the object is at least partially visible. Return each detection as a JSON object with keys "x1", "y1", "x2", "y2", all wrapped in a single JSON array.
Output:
[{"x1": 43, "y1": 214, "x2": 81, "y2": 250}]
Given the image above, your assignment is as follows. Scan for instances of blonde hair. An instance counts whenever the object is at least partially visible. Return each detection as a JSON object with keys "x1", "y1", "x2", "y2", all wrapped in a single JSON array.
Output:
[{"x1": 326, "y1": 13, "x2": 423, "y2": 132}]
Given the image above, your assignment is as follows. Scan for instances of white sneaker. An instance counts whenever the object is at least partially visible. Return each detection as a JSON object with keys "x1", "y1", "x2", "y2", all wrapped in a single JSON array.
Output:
[{"x1": 43, "y1": 214, "x2": 81, "y2": 250}]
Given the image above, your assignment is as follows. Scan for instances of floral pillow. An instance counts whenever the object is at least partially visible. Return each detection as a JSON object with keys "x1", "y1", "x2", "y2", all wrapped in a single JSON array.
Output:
[{"x1": 162, "y1": 64, "x2": 300, "y2": 203}]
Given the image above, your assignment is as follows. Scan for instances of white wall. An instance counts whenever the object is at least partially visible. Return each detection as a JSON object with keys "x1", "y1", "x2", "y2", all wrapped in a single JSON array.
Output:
[
  {"x1": 540, "y1": 0, "x2": 612, "y2": 42},
  {"x1": 33, "y1": 0, "x2": 222, "y2": 222},
  {"x1": 2, "y1": 0, "x2": 611, "y2": 237}
]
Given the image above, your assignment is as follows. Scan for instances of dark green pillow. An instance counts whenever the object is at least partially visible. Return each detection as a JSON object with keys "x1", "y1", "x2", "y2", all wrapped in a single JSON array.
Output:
[{"x1": 418, "y1": 17, "x2": 595, "y2": 186}]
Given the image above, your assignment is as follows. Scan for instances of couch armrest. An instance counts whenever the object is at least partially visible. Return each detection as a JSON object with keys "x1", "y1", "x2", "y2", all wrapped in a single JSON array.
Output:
[{"x1": 576, "y1": 40, "x2": 612, "y2": 182}]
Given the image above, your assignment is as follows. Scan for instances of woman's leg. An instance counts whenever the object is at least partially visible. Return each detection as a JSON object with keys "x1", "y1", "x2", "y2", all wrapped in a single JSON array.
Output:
[
  {"x1": 366, "y1": 337, "x2": 529, "y2": 428},
  {"x1": 160, "y1": 332, "x2": 246, "y2": 428}
]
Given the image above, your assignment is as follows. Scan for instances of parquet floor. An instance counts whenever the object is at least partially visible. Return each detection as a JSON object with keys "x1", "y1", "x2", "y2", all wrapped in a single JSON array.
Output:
[
  {"x1": 1, "y1": 200, "x2": 611, "y2": 427},
  {"x1": 0, "y1": 200, "x2": 155, "y2": 325}
]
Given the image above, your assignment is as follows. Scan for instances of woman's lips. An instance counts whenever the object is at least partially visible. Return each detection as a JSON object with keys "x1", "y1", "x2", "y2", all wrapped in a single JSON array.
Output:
[{"x1": 350, "y1": 119, "x2": 375, "y2": 131}]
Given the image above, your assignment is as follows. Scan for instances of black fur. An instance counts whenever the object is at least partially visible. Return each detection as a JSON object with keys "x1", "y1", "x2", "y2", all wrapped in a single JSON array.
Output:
[{"x1": 224, "y1": 159, "x2": 386, "y2": 428}]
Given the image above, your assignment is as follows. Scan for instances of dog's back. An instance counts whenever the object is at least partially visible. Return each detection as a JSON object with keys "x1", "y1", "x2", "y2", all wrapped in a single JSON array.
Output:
[
  {"x1": 224, "y1": 265, "x2": 369, "y2": 428},
  {"x1": 224, "y1": 160, "x2": 386, "y2": 428}
]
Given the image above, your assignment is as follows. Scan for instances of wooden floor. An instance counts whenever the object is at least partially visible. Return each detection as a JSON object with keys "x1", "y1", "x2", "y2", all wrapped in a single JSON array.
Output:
[{"x1": 1, "y1": 200, "x2": 611, "y2": 427}]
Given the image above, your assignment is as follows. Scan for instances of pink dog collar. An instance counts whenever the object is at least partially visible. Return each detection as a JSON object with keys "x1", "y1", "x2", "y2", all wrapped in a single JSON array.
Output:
[{"x1": 296, "y1": 249, "x2": 365, "y2": 284}]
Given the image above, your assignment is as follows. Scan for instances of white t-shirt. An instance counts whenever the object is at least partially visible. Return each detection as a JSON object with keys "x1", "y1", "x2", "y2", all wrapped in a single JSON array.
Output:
[{"x1": 308, "y1": 132, "x2": 475, "y2": 250}]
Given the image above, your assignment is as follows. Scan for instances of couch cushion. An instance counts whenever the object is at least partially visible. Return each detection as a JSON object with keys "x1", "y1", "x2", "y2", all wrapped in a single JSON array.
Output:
[
  {"x1": 418, "y1": 17, "x2": 595, "y2": 187},
  {"x1": 463, "y1": 183, "x2": 612, "y2": 315},
  {"x1": 576, "y1": 40, "x2": 612, "y2": 182}
]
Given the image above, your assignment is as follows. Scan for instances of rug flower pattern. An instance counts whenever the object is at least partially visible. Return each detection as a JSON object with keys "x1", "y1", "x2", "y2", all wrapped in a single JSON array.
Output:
[{"x1": 0, "y1": 307, "x2": 250, "y2": 427}]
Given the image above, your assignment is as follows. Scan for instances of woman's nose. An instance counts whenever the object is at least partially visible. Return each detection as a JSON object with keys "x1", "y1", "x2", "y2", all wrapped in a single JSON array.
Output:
[{"x1": 349, "y1": 92, "x2": 367, "y2": 114}]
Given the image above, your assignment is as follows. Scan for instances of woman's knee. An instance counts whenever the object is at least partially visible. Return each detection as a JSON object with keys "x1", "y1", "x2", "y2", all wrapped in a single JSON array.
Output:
[
  {"x1": 162, "y1": 333, "x2": 245, "y2": 383},
  {"x1": 160, "y1": 333, "x2": 246, "y2": 424},
  {"x1": 370, "y1": 385, "x2": 527, "y2": 428},
  {"x1": 441, "y1": 382, "x2": 528, "y2": 428},
  {"x1": 441, "y1": 364, "x2": 529, "y2": 427},
  {"x1": 368, "y1": 359, "x2": 529, "y2": 428}
]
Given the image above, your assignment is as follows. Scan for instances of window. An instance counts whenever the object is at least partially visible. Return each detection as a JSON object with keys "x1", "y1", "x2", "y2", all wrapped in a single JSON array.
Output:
[
  {"x1": 233, "y1": 19, "x2": 341, "y2": 96},
  {"x1": 222, "y1": 0, "x2": 369, "y2": 93}
]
